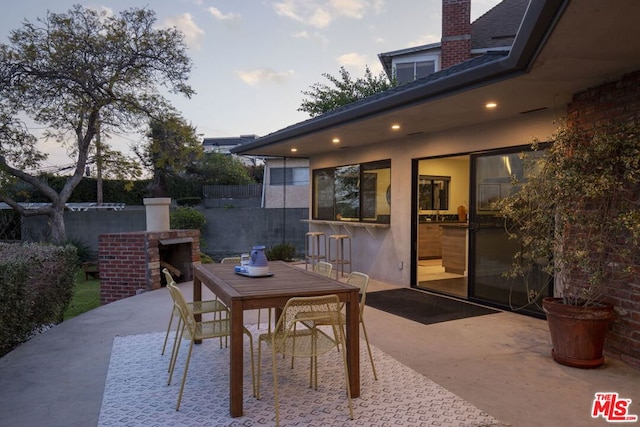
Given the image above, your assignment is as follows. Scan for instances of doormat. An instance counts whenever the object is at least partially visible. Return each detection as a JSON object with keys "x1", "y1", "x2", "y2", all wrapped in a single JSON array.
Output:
[{"x1": 366, "y1": 288, "x2": 499, "y2": 325}]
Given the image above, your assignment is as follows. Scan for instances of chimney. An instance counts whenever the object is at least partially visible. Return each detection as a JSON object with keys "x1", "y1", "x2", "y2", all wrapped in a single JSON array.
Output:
[
  {"x1": 441, "y1": 0, "x2": 471, "y2": 70},
  {"x1": 143, "y1": 197, "x2": 171, "y2": 231}
]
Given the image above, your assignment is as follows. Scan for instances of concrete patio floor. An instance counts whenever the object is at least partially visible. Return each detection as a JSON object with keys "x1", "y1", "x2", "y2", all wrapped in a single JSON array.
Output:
[{"x1": 0, "y1": 270, "x2": 638, "y2": 427}]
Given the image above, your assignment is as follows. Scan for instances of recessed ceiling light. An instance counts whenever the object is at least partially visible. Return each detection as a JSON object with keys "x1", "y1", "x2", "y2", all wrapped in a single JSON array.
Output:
[
  {"x1": 485, "y1": 102, "x2": 498, "y2": 109},
  {"x1": 290, "y1": 148, "x2": 297, "y2": 152},
  {"x1": 332, "y1": 138, "x2": 340, "y2": 144},
  {"x1": 391, "y1": 124, "x2": 400, "y2": 130}
]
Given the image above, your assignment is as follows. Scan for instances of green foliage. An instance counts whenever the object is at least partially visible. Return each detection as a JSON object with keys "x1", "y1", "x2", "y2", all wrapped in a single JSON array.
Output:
[
  {"x1": 62, "y1": 237, "x2": 95, "y2": 264},
  {"x1": 0, "y1": 5, "x2": 193, "y2": 242},
  {"x1": 0, "y1": 243, "x2": 78, "y2": 356},
  {"x1": 497, "y1": 121, "x2": 640, "y2": 306},
  {"x1": 299, "y1": 66, "x2": 396, "y2": 117},
  {"x1": 63, "y1": 270, "x2": 100, "y2": 321},
  {"x1": 176, "y1": 197, "x2": 202, "y2": 206},
  {"x1": 188, "y1": 152, "x2": 255, "y2": 185},
  {"x1": 200, "y1": 252, "x2": 214, "y2": 264},
  {"x1": 135, "y1": 113, "x2": 204, "y2": 197},
  {"x1": 170, "y1": 207, "x2": 206, "y2": 231},
  {"x1": 266, "y1": 243, "x2": 297, "y2": 262}
]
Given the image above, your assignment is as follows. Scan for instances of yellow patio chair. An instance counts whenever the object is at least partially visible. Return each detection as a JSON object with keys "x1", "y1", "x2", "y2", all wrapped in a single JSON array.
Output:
[
  {"x1": 161, "y1": 269, "x2": 229, "y2": 356},
  {"x1": 301, "y1": 271, "x2": 377, "y2": 380},
  {"x1": 313, "y1": 261, "x2": 333, "y2": 278},
  {"x1": 166, "y1": 280, "x2": 255, "y2": 410},
  {"x1": 257, "y1": 294, "x2": 354, "y2": 426},
  {"x1": 220, "y1": 256, "x2": 241, "y2": 264}
]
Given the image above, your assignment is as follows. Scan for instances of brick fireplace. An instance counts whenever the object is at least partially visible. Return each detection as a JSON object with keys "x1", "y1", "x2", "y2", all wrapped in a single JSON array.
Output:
[
  {"x1": 98, "y1": 229, "x2": 200, "y2": 304},
  {"x1": 98, "y1": 198, "x2": 200, "y2": 304}
]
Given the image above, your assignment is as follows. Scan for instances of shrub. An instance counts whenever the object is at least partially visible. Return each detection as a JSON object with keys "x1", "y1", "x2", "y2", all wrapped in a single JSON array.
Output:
[
  {"x1": 176, "y1": 197, "x2": 202, "y2": 206},
  {"x1": 170, "y1": 206, "x2": 206, "y2": 230},
  {"x1": 266, "y1": 243, "x2": 297, "y2": 262},
  {"x1": 0, "y1": 243, "x2": 78, "y2": 357}
]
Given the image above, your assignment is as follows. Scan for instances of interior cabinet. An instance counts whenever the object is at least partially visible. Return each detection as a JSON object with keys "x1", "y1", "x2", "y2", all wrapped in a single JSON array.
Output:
[
  {"x1": 441, "y1": 225, "x2": 467, "y2": 274},
  {"x1": 418, "y1": 223, "x2": 442, "y2": 259}
]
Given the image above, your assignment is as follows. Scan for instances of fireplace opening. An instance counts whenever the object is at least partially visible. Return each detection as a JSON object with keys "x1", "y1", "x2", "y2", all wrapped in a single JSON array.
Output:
[{"x1": 159, "y1": 237, "x2": 193, "y2": 286}]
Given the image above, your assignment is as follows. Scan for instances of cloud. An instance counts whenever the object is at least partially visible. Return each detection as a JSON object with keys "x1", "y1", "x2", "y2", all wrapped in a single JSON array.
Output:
[
  {"x1": 337, "y1": 52, "x2": 368, "y2": 68},
  {"x1": 407, "y1": 34, "x2": 441, "y2": 47},
  {"x1": 336, "y1": 52, "x2": 383, "y2": 74},
  {"x1": 164, "y1": 13, "x2": 205, "y2": 49},
  {"x1": 236, "y1": 68, "x2": 295, "y2": 86},
  {"x1": 206, "y1": 7, "x2": 240, "y2": 21},
  {"x1": 273, "y1": 0, "x2": 377, "y2": 28}
]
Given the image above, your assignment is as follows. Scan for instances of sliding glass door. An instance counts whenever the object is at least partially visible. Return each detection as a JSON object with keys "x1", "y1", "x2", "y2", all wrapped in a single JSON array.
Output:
[{"x1": 468, "y1": 147, "x2": 551, "y2": 316}]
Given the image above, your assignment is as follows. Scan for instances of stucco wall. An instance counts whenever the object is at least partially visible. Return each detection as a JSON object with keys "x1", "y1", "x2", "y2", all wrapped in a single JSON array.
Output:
[
  {"x1": 23, "y1": 206, "x2": 308, "y2": 259},
  {"x1": 309, "y1": 109, "x2": 561, "y2": 286}
]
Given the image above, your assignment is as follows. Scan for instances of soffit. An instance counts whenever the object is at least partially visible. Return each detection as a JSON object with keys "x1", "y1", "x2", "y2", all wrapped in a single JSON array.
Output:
[{"x1": 237, "y1": 0, "x2": 640, "y2": 158}]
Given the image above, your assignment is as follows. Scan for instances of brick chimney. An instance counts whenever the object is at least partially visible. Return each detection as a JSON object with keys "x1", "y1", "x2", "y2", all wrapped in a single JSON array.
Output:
[{"x1": 441, "y1": 0, "x2": 471, "y2": 69}]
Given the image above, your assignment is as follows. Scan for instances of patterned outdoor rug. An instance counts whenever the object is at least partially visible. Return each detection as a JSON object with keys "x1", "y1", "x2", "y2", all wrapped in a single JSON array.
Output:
[{"x1": 98, "y1": 327, "x2": 501, "y2": 427}]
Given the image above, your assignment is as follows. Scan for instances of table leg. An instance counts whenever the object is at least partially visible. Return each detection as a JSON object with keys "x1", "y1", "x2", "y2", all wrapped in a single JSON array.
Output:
[
  {"x1": 345, "y1": 291, "x2": 360, "y2": 397},
  {"x1": 229, "y1": 300, "x2": 244, "y2": 417},
  {"x1": 193, "y1": 274, "x2": 202, "y2": 344}
]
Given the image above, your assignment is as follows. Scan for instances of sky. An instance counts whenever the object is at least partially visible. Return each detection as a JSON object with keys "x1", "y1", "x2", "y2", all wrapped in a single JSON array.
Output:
[{"x1": 0, "y1": 0, "x2": 501, "y2": 172}]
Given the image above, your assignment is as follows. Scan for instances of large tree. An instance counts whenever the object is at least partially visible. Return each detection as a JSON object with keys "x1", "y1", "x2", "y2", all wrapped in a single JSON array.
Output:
[
  {"x1": 298, "y1": 66, "x2": 395, "y2": 117},
  {"x1": 136, "y1": 113, "x2": 204, "y2": 197},
  {"x1": 0, "y1": 5, "x2": 194, "y2": 242}
]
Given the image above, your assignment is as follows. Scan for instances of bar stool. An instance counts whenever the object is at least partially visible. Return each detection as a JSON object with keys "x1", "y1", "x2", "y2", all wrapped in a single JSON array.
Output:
[
  {"x1": 305, "y1": 231, "x2": 326, "y2": 270},
  {"x1": 328, "y1": 234, "x2": 352, "y2": 280}
]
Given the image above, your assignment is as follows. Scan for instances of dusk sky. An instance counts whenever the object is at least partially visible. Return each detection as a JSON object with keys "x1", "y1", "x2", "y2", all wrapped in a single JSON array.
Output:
[{"x1": 0, "y1": 0, "x2": 501, "y2": 171}]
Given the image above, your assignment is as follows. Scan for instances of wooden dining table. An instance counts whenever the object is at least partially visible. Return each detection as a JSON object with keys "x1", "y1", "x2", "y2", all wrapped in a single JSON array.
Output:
[{"x1": 192, "y1": 261, "x2": 361, "y2": 418}]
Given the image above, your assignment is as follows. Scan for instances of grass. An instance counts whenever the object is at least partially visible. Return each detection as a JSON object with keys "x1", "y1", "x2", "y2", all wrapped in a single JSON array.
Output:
[{"x1": 63, "y1": 270, "x2": 101, "y2": 320}]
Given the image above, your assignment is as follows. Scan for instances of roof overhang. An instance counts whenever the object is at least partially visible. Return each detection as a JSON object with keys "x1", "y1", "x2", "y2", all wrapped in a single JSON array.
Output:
[{"x1": 232, "y1": 0, "x2": 640, "y2": 158}]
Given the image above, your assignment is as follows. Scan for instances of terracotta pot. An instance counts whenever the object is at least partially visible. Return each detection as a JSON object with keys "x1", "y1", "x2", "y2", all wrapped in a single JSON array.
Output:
[{"x1": 542, "y1": 297, "x2": 614, "y2": 369}]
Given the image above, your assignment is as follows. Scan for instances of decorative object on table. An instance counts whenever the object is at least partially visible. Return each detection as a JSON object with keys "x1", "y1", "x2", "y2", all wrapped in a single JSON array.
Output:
[
  {"x1": 497, "y1": 122, "x2": 640, "y2": 368},
  {"x1": 234, "y1": 245, "x2": 271, "y2": 277}
]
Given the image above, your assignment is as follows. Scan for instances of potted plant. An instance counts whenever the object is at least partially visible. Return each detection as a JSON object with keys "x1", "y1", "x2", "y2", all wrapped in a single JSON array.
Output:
[{"x1": 497, "y1": 121, "x2": 640, "y2": 368}]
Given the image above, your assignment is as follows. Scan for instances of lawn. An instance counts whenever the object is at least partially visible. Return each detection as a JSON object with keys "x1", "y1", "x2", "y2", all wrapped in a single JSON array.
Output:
[{"x1": 63, "y1": 270, "x2": 101, "y2": 320}]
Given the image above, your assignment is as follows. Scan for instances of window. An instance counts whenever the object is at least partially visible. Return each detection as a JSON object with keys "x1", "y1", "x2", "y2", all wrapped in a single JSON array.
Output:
[
  {"x1": 418, "y1": 175, "x2": 450, "y2": 210},
  {"x1": 313, "y1": 160, "x2": 391, "y2": 223},
  {"x1": 270, "y1": 167, "x2": 309, "y2": 185},
  {"x1": 395, "y1": 60, "x2": 436, "y2": 84}
]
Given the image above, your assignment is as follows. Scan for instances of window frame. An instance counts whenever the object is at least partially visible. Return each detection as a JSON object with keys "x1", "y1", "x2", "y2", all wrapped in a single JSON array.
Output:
[{"x1": 312, "y1": 159, "x2": 391, "y2": 224}]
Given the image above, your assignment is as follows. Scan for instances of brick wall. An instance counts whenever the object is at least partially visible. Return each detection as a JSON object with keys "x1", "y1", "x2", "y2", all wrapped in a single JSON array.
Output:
[
  {"x1": 98, "y1": 229, "x2": 200, "y2": 305},
  {"x1": 441, "y1": 0, "x2": 471, "y2": 70},
  {"x1": 567, "y1": 70, "x2": 640, "y2": 369}
]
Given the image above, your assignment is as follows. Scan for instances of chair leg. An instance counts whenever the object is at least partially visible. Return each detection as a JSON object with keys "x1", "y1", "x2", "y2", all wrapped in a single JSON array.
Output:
[
  {"x1": 168, "y1": 323, "x2": 185, "y2": 385},
  {"x1": 167, "y1": 318, "x2": 182, "y2": 372},
  {"x1": 245, "y1": 329, "x2": 256, "y2": 398},
  {"x1": 336, "y1": 323, "x2": 354, "y2": 419},
  {"x1": 360, "y1": 320, "x2": 378, "y2": 380},
  {"x1": 176, "y1": 339, "x2": 195, "y2": 411},
  {"x1": 161, "y1": 308, "x2": 175, "y2": 355},
  {"x1": 271, "y1": 341, "x2": 281, "y2": 427}
]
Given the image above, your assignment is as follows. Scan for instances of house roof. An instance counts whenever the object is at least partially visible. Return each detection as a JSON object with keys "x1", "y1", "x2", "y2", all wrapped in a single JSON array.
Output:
[
  {"x1": 378, "y1": 0, "x2": 529, "y2": 77},
  {"x1": 203, "y1": 134, "x2": 259, "y2": 148},
  {"x1": 232, "y1": 0, "x2": 640, "y2": 158},
  {"x1": 471, "y1": 0, "x2": 530, "y2": 50}
]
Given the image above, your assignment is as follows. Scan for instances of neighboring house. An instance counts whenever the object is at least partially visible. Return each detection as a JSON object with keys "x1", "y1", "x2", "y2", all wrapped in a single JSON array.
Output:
[
  {"x1": 262, "y1": 157, "x2": 309, "y2": 209},
  {"x1": 202, "y1": 134, "x2": 263, "y2": 166},
  {"x1": 204, "y1": 135, "x2": 310, "y2": 208},
  {"x1": 378, "y1": 0, "x2": 528, "y2": 83},
  {"x1": 233, "y1": 0, "x2": 640, "y2": 368}
]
